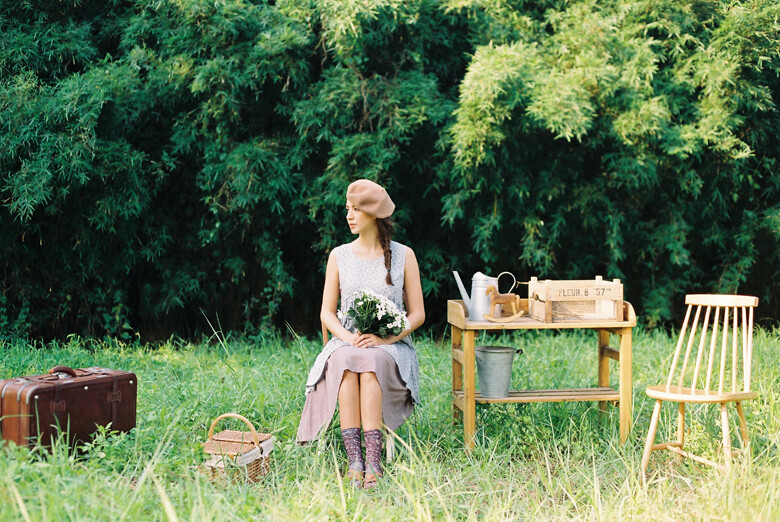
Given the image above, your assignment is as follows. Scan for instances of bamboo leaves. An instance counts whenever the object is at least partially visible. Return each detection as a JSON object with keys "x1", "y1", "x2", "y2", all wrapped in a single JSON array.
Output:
[{"x1": 1, "y1": 0, "x2": 779, "y2": 337}]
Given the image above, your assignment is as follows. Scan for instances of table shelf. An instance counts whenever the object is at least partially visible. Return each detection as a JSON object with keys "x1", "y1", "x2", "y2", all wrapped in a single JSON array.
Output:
[
  {"x1": 448, "y1": 299, "x2": 636, "y2": 330},
  {"x1": 453, "y1": 387, "x2": 619, "y2": 406}
]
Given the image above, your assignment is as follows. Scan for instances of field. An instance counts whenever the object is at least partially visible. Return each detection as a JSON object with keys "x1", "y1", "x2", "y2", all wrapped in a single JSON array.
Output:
[{"x1": 1, "y1": 328, "x2": 778, "y2": 520}]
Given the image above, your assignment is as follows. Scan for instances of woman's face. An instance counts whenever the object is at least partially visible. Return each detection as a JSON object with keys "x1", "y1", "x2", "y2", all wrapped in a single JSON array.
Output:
[{"x1": 346, "y1": 199, "x2": 376, "y2": 235}]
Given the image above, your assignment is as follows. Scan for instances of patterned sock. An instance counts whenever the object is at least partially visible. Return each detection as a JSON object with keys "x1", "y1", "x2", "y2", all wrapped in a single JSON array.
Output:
[
  {"x1": 341, "y1": 428, "x2": 364, "y2": 472},
  {"x1": 364, "y1": 429, "x2": 383, "y2": 477}
]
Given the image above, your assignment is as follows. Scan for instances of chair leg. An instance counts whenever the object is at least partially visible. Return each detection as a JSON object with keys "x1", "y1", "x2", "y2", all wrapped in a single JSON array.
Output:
[
  {"x1": 677, "y1": 402, "x2": 685, "y2": 453},
  {"x1": 641, "y1": 400, "x2": 663, "y2": 475},
  {"x1": 386, "y1": 432, "x2": 395, "y2": 461},
  {"x1": 721, "y1": 403, "x2": 732, "y2": 471},
  {"x1": 735, "y1": 401, "x2": 750, "y2": 452}
]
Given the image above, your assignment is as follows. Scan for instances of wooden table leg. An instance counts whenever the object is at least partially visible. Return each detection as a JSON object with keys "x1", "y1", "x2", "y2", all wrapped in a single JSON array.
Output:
[
  {"x1": 452, "y1": 326, "x2": 463, "y2": 423},
  {"x1": 463, "y1": 330, "x2": 477, "y2": 450},
  {"x1": 598, "y1": 330, "x2": 610, "y2": 415},
  {"x1": 619, "y1": 327, "x2": 633, "y2": 444}
]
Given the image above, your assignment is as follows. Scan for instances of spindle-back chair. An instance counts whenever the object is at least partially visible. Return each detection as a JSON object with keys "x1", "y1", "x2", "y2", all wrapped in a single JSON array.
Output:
[{"x1": 641, "y1": 294, "x2": 758, "y2": 473}]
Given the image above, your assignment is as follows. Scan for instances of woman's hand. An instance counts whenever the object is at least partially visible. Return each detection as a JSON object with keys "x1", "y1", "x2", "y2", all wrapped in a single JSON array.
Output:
[{"x1": 353, "y1": 332, "x2": 384, "y2": 348}]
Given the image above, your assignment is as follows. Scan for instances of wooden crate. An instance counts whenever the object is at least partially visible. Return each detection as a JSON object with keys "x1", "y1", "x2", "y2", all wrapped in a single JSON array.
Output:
[{"x1": 528, "y1": 276, "x2": 623, "y2": 323}]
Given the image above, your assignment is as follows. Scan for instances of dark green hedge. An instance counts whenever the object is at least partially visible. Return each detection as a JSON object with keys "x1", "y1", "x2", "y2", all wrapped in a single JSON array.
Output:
[{"x1": 1, "y1": 0, "x2": 779, "y2": 340}]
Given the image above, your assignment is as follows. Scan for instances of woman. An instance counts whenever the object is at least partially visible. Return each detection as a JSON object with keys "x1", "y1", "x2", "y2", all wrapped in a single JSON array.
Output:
[{"x1": 297, "y1": 179, "x2": 425, "y2": 489}]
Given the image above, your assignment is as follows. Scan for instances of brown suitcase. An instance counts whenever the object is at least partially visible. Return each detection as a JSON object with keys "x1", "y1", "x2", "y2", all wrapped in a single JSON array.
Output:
[{"x1": 0, "y1": 365, "x2": 137, "y2": 447}]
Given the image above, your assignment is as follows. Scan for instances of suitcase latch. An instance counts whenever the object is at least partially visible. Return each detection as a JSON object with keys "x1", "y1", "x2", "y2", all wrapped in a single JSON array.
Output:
[
  {"x1": 49, "y1": 401, "x2": 66, "y2": 413},
  {"x1": 108, "y1": 391, "x2": 122, "y2": 403}
]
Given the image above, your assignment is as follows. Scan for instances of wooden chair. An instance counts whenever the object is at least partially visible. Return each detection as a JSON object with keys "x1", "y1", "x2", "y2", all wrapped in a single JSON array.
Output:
[
  {"x1": 641, "y1": 294, "x2": 758, "y2": 473},
  {"x1": 321, "y1": 324, "x2": 396, "y2": 461}
]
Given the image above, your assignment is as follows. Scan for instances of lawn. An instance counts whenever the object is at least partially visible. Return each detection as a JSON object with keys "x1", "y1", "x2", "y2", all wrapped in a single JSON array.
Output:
[{"x1": 1, "y1": 327, "x2": 778, "y2": 520}]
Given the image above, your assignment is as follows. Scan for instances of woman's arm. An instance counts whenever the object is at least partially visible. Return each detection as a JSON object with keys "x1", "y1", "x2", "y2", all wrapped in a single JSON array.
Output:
[
  {"x1": 402, "y1": 246, "x2": 426, "y2": 336},
  {"x1": 320, "y1": 251, "x2": 359, "y2": 345}
]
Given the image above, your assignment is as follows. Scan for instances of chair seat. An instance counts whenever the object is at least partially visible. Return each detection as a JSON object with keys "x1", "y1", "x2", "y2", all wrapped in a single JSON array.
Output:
[{"x1": 646, "y1": 385, "x2": 758, "y2": 403}]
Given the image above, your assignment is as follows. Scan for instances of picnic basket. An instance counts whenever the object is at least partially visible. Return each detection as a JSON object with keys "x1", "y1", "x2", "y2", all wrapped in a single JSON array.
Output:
[{"x1": 202, "y1": 413, "x2": 273, "y2": 483}]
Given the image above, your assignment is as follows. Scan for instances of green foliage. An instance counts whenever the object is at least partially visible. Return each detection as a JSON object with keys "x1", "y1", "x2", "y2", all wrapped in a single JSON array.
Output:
[
  {"x1": 445, "y1": 0, "x2": 780, "y2": 325},
  {"x1": 1, "y1": 0, "x2": 779, "y2": 338}
]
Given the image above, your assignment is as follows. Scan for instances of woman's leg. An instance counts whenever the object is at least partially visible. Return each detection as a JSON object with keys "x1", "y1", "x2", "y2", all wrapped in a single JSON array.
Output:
[
  {"x1": 338, "y1": 371, "x2": 364, "y2": 483},
  {"x1": 360, "y1": 372, "x2": 384, "y2": 486},
  {"x1": 359, "y1": 372, "x2": 383, "y2": 430},
  {"x1": 338, "y1": 370, "x2": 361, "y2": 429}
]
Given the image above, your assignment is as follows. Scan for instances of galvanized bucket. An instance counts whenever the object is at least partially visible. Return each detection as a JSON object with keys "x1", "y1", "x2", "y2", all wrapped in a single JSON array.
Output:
[{"x1": 475, "y1": 345, "x2": 523, "y2": 399}]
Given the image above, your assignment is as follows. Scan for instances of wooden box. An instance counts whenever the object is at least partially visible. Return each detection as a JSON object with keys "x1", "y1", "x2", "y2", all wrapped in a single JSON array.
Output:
[{"x1": 528, "y1": 276, "x2": 623, "y2": 323}]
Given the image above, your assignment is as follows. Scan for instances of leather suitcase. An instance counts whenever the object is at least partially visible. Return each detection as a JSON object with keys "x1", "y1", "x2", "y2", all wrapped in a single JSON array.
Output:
[{"x1": 0, "y1": 366, "x2": 137, "y2": 447}]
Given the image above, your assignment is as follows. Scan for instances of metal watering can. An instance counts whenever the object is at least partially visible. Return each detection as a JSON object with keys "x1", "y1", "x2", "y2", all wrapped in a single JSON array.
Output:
[{"x1": 453, "y1": 271, "x2": 517, "y2": 320}]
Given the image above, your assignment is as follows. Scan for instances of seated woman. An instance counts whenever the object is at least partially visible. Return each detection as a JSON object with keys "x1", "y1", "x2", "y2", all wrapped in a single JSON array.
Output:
[{"x1": 297, "y1": 179, "x2": 425, "y2": 489}]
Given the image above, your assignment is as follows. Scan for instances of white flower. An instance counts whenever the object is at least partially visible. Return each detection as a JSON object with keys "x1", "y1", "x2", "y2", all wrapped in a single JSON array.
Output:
[{"x1": 348, "y1": 289, "x2": 409, "y2": 336}]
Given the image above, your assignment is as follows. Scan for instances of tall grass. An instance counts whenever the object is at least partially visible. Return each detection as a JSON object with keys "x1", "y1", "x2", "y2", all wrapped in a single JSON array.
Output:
[{"x1": 0, "y1": 327, "x2": 778, "y2": 520}]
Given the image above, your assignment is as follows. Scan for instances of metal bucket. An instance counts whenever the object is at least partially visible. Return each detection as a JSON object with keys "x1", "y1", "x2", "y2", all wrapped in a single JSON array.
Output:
[{"x1": 475, "y1": 345, "x2": 522, "y2": 399}]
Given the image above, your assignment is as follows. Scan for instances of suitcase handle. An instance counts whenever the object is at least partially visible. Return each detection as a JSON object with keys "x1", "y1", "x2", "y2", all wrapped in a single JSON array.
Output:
[
  {"x1": 207, "y1": 413, "x2": 261, "y2": 448},
  {"x1": 49, "y1": 366, "x2": 78, "y2": 377}
]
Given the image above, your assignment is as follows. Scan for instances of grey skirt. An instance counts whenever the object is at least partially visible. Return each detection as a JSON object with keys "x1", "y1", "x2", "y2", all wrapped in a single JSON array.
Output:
[{"x1": 296, "y1": 345, "x2": 414, "y2": 443}]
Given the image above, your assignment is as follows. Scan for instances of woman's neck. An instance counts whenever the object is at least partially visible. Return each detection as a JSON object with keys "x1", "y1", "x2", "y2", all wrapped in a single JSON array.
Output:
[{"x1": 353, "y1": 229, "x2": 382, "y2": 256}]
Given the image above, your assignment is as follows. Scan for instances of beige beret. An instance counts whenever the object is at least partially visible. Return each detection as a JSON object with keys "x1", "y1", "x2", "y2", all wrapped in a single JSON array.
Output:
[{"x1": 346, "y1": 179, "x2": 395, "y2": 218}]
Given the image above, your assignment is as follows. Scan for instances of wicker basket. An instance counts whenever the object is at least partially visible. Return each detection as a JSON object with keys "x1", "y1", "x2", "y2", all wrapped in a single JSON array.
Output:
[{"x1": 202, "y1": 413, "x2": 273, "y2": 483}]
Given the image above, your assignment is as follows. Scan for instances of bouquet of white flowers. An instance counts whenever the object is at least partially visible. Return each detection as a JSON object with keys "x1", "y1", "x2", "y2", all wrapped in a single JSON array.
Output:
[{"x1": 346, "y1": 290, "x2": 409, "y2": 338}]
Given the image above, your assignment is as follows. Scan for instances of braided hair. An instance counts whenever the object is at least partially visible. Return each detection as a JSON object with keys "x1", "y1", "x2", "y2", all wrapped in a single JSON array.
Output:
[{"x1": 376, "y1": 217, "x2": 395, "y2": 285}]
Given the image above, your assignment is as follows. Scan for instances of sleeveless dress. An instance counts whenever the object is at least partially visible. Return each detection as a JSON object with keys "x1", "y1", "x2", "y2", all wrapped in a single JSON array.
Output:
[{"x1": 296, "y1": 241, "x2": 420, "y2": 443}]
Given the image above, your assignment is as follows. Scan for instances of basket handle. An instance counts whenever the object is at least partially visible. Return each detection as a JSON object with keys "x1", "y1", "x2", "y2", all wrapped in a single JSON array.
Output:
[{"x1": 207, "y1": 413, "x2": 261, "y2": 448}]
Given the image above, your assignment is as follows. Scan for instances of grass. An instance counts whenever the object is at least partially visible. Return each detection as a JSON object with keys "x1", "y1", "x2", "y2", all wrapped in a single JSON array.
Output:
[{"x1": 0, "y1": 327, "x2": 778, "y2": 520}]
